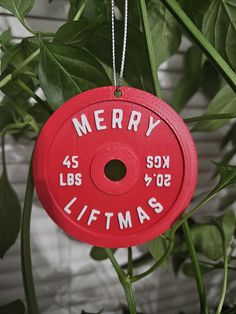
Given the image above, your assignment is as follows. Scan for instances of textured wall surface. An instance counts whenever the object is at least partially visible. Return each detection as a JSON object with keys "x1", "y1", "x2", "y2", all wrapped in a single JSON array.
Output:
[{"x1": 0, "y1": 1, "x2": 230, "y2": 313}]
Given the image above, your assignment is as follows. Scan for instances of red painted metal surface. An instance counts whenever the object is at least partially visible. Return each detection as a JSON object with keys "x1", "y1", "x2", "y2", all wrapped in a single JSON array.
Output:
[{"x1": 33, "y1": 86, "x2": 198, "y2": 248}]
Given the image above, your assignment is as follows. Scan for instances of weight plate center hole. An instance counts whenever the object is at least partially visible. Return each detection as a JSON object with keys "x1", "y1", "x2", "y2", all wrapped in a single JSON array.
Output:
[{"x1": 104, "y1": 159, "x2": 127, "y2": 182}]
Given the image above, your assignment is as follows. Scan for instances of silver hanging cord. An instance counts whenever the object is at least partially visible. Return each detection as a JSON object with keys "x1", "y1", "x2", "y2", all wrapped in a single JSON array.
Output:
[{"x1": 111, "y1": 0, "x2": 128, "y2": 88}]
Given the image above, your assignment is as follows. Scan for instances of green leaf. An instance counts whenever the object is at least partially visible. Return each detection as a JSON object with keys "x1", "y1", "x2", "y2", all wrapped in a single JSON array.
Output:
[
  {"x1": 0, "y1": 299, "x2": 25, "y2": 313},
  {"x1": 0, "y1": 28, "x2": 11, "y2": 48},
  {"x1": 193, "y1": 85, "x2": 236, "y2": 132},
  {"x1": 1, "y1": 38, "x2": 39, "y2": 73},
  {"x1": 148, "y1": 0, "x2": 182, "y2": 66},
  {"x1": 190, "y1": 210, "x2": 235, "y2": 260},
  {"x1": 217, "y1": 209, "x2": 235, "y2": 246},
  {"x1": 90, "y1": 246, "x2": 117, "y2": 261},
  {"x1": 0, "y1": 0, "x2": 34, "y2": 20},
  {"x1": 0, "y1": 67, "x2": 36, "y2": 101},
  {"x1": 191, "y1": 224, "x2": 223, "y2": 260},
  {"x1": 39, "y1": 40, "x2": 111, "y2": 107},
  {"x1": 182, "y1": 262, "x2": 214, "y2": 277},
  {"x1": 13, "y1": 106, "x2": 39, "y2": 133},
  {"x1": 210, "y1": 164, "x2": 236, "y2": 196},
  {"x1": 0, "y1": 169, "x2": 21, "y2": 258},
  {"x1": 203, "y1": 0, "x2": 236, "y2": 70},
  {"x1": 201, "y1": 60, "x2": 222, "y2": 99},
  {"x1": 28, "y1": 103, "x2": 50, "y2": 125},
  {"x1": 74, "y1": 0, "x2": 106, "y2": 22},
  {"x1": 0, "y1": 102, "x2": 14, "y2": 131},
  {"x1": 212, "y1": 148, "x2": 236, "y2": 179},
  {"x1": 53, "y1": 20, "x2": 101, "y2": 48},
  {"x1": 179, "y1": 0, "x2": 212, "y2": 29},
  {"x1": 172, "y1": 253, "x2": 187, "y2": 275},
  {"x1": 172, "y1": 46, "x2": 202, "y2": 112},
  {"x1": 148, "y1": 232, "x2": 169, "y2": 266},
  {"x1": 85, "y1": 22, "x2": 154, "y2": 93},
  {"x1": 116, "y1": 0, "x2": 141, "y2": 29}
]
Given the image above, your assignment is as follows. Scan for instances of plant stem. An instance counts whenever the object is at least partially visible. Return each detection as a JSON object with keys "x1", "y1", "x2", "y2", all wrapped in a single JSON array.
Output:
[
  {"x1": 131, "y1": 189, "x2": 219, "y2": 282},
  {"x1": 139, "y1": 0, "x2": 161, "y2": 97},
  {"x1": 120, "y1": 279, "x2": 137, "y2": 314},
  {"x1": 105, "y1": 248, "x2": 136, "y2": 313},
  {"x1": 160, "y1": 0, "x2": 236, "y2": 93},
  {"x1": 216, "y1": 229, "x2": 228, "y2": 314},
  {"x1": 198, "y1": 260, "x2": 236, "y2": 272},
  {"x1": 0, "y1": 49, "x2": 40, "y2": 89},
  {"x1": 1, "y1": 127, "x2": 8, "y2": 177},
  {"x1": 105, "y1": 248, "x2": 126, "y2": 278},
  {"x1": 1, "y1": 123, "x2": 28, "y2": 176},
  {"x1": 21, "y1": 163, "x2": 39, "y2": 314},
  {"x1": 184, "y1": 113, "x2": 236, "y2": 124},
  {"x1": 73, "y1": 0, "x2": 89, "y2": 21},
  {"x1": 18, "y1": 17, "x2": 37, "y2": 36},
  {"x1": 122, "y1": 252, "x2": 152, "y2": 270},
  {"x1": 37, "y1": 32, "x2": 55, "y2": 37},
  {"x1": 182, "y1": 219, "x2": 209, "y2": 314},
  {"x1": 132, "y1": 233, "x2": 175, "y2": 282},
  {"x1": 127, "y1": 247, "x2": 133, "y2": 277},
  {"x1": 16, "y1": 79, "x2": 54, "y2": 114}
]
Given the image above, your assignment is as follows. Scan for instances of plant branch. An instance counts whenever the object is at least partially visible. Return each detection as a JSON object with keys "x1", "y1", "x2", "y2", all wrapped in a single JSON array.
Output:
[
  {"x1": 182, "y1": 219, "x2": 209, "y2": 314},
  {"x1": 139, "y1": 0, "x2": 161, "y2": 97},
  {"x1": 216, "y1": 228, "x2": 228, "y2": 314},
  {"x1": 127, "y1": 247, "x2": 133, "y2": 277},
  {"x1": 184, "y1": 113, "x2": 236, "y2": 124},
  {"x1": 105, "y1": 248, "x2": 126, "y2": 278},
  {"x1": 1, "y1": 123, "x2": 28, "y2": 176},
  {"x1": 160, "y1": 0, "x2": 236, "y2": 93},
  {"x1": 131, "y1": 183, "x2": 224, "y2": 282},
  {"x1": 73, "y1": 0, "x2": 89, "y2": 21},
  {"x1": 131, "y1": 233, "x2": 174, "y2": 282},
  {"x1": 105, "y1": 249, "x2": 136, "y2": 313},
  {"x1": 0, "y1": 49, "x2": 40, "y2": 89},
  {"x1": 198, "y1": 260, "x2": 236, "y2": 272},
  {"x1": 16, "y1": 80, "x2": 54, "y2": 114},
  {"x1": 21, "y1": 162, "x2": 39, "y2": 314},
  {"x1": 121, "y1": 279, "x2": 137, "y2": 314}
]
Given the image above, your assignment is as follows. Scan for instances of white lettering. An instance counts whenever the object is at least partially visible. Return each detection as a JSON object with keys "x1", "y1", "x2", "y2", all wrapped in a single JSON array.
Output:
[
  {"x1": 59, "y1": 173, "x2": 66, "y2": 186},
  {"x1": 128, "y1": 111, "x2": 142, "y2": 132},
  {"x1": 60, "y1": 173, "x2": 82, "y2": 186},
  {"x1": 118, "y1": 211, "x2": 132, "y2": 229},
  {"x1": 137, "y1": 206, "x2": 150, "y2": 224},
  {"x1": 105, "y1": 212, "x2": 114, "y2": 230},
  {"x1": 146, "y1": 156, "x2": 153, "y2": 169},
  {"x1": 94, "y1": 109, "x2": 107, "y2": 130},
  {"x1": 72, "y1": 115, "x2": 92, "y2": 137},
  {"x1": 64, "y1": 197, "x2": 77, "y2": 215},
  {"x1": 146, "y1": 156, "x2": 170, "y2": 169},
  {"x1": 112, "y1": 109, "x2": 123, "y2": 129},
  {"x1": 88, "y1": 209, "x2": 101, "y2": 225},
  {"x1": 154, "y1": 156, "x2": 161, "y2": 168},
  {"x1": 162, "y1": 156, "x2": 170, "y2": 168},
  {"x1": 148, "y1": 197, "x2": 164, "y2": 214},
  {"x1": 77, "y1": 205, "x2": 88, "y2": 221},
  {"x1": 75, "y1": 173, "x2": 82, "y2": 186},
  {"x1": 146, "y1": 117, "x2": 161, "y2": 136}
]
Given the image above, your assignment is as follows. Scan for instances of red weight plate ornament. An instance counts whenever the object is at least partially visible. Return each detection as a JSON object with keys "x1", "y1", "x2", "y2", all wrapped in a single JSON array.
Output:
[{"x1": 33, "y1": 86, "x2": 198, "y2": 248}]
